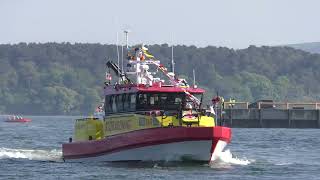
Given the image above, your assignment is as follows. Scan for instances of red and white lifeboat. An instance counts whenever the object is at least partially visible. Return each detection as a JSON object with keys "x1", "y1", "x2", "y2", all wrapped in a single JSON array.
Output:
[{"x1": 5, "y1": 115, "x2": 32, "y2": 123}]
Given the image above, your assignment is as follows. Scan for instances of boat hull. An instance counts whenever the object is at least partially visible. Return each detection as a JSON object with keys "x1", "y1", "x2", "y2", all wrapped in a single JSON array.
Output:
[
  {"x1": 4, "y1": 118, "x2": 31, "y2": 123},
  {"x1": 62, "y1": 126, "x2": 231, "y2": 162}
]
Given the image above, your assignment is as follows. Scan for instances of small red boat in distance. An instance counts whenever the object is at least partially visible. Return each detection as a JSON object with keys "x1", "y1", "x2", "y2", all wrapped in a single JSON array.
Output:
[{"x1": 5, "y1": 115, "x2": 32, "y2": 123}]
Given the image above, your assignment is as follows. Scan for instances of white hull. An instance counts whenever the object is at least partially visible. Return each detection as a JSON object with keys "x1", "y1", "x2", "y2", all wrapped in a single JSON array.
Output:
[{"x1": 65, "y1": 140, "x2": 227, "y2": 162}]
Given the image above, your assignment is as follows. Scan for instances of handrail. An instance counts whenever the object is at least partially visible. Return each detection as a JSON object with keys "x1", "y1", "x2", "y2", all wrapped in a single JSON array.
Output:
[
  {"x1": 223, "y1": 102, "x2": 249, "y2": 109},
  {"x1": 220, "y1": 102, "x2": 320, "y2": 110}
]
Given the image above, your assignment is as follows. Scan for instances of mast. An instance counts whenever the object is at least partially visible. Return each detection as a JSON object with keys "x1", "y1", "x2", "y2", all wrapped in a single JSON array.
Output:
[
  {"x1": 193, "y1": 69, "x2": 196, "y2": 87},
  {"x1": 171, "y1": 35, "x2": 175, "y2": 74},
  {"x1": 124, "y1": 30, "x2": 129, "y2": 49},
  {"x1": 118, "y1": 32, "x2": 201, "y2": 106},
  {"x1": 121, "y1": 44, "x2": 124, "y2": 76},
  {"x1": 116, "y1": 32, "x2": 120, "y2": 83},
  {"x1": 171, "y1": 45, "x2": 175, "y2": 74},
  {"x1": 124, "y1": 30, "x2": 129, "y2": 81}
]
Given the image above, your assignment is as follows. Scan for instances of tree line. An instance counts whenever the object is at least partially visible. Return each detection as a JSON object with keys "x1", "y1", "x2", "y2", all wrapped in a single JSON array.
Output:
[{"x1": 0, "y1": 43, "x2": 319, "y2": 115}]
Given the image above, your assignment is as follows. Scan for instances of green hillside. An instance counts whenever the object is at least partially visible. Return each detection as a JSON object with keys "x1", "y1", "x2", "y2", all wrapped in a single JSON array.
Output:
[{"x1": 1, "y1": 43, "x2": 320, "y2": 115}]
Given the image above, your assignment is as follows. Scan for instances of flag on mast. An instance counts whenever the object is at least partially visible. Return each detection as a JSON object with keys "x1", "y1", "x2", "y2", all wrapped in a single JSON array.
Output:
[{"x1": 142, "y1": 46, "x2": 155, "y2": 59}]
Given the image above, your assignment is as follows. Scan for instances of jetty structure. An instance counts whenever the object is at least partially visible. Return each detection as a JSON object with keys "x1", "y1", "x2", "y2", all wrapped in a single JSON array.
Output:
[{"x1": 219, "y1": 101, "x2": 320, "y2": 128}]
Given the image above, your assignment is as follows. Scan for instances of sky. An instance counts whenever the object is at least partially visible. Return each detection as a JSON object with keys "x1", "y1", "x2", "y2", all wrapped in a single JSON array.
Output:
[{"x1": 0, "y1": 0, "x2": 319, "y2": 49}]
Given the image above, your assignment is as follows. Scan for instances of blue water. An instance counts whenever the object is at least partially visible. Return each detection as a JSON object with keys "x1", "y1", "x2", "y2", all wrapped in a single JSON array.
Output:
[{"x1": 0, "y1": 116, "x2": 320, "y2": 180}]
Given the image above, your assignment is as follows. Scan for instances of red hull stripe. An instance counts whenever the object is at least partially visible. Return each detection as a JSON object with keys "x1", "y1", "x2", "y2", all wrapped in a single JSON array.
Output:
[
  {"x1": 5, "y1": 119, "x2": 31, "y2": 123},
  {"x1": 62, "y1": 126, "x2": 231, "y2": 159}
]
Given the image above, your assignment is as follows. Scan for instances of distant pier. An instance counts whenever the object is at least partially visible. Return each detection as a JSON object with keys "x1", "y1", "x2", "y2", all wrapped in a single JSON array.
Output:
[{"x1": 217, "y1": 102, "x2": 320, "y2": 128}]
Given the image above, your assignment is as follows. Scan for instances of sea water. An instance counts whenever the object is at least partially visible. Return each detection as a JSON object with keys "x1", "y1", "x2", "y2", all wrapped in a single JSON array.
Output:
[{"x1": 0, "y1": 116, "x2": 319, "y2": 180}]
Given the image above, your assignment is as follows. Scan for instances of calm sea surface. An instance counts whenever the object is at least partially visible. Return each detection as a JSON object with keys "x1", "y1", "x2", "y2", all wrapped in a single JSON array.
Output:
[{"x1": 0, "y1": 116, "x2": 319, "y2": 180}]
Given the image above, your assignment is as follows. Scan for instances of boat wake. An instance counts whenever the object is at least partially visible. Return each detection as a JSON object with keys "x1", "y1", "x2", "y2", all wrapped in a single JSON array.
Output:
[
  {"x1": 210, "y1": 149, "x2": 252, "y2": 167},
  {"x1": 0, "y1": 147, "x2": 62, "y2": 162}
]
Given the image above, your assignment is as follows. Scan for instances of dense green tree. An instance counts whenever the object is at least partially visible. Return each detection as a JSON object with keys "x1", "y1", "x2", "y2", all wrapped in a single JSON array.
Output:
[
  {"x1": 0, "y1": 42, "x2": 320, "y2": 115},
  {"x1": 273, "y1": 76, "x2": 290, "y2": 101}
]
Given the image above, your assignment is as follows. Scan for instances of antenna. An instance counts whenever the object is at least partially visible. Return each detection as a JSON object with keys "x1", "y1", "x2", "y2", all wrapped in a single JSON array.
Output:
[
  {"x1": 171, "y1": 46, "x2": 175, "y2": 74},
  {"x1": 171, "y1": 34, "x2": 175, "y2": 74},
  {"x1": 193, "y1": 69, "x2": 196, "y2": 88},
  {"x1": 123, "y1": 30, "x2": 130, "y2": 81},
  {"x1": 116, "y1": 32, "x2": 120, "y2": 83},
  {"x1": 121, "y1": 43, "x2": 124, "y2": 77},
  {"x1": 216, "y1": 91, "x2": 219, "y2": 126},
  {"x1": 124, "y1": 30, "x2": 130, "y2": 49}
]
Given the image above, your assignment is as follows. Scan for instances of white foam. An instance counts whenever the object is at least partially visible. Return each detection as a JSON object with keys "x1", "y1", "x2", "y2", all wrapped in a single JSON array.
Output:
[
  {"x1": 275, "y1": 162, "x2": 293, "y2": 166},
  {"x1": 0, "y1": 147, "x2": 62, "y2": 162},
  {"x1": 211, "y1": 149, "x2": 252, "y2": 166}
]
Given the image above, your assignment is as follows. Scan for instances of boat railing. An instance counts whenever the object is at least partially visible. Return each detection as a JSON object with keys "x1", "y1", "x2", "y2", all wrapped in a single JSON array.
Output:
[{"x1": 222, "y1": 102, "x2": 320, "y2": 110}]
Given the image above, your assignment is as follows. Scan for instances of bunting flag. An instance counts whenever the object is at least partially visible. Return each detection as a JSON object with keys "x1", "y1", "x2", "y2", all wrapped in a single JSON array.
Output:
[
  {"x1": 105, "y1": 72, "x2": 112, "y2": 81},
  {"x1": 142, "y1": 46, "x2": 155, "y2": 59}
]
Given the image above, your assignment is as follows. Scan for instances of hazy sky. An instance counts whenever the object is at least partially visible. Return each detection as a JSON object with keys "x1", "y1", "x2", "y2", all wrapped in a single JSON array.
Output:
[{"x1": 0, "y1": 0, "x2": 319, "y2": 48}]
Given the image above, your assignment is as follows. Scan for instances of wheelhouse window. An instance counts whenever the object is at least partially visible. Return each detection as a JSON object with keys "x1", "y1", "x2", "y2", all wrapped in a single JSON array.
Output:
[
  {"x1": 138, "y1": 94, "x2": 148, "y2": 106},
  {"x1": 136, "y1": 93, "x2": 184, "y2": 111},
  {"x1": 105, "y1": 93, "x2": 137, "y2": 114},
  {"x1": 123, "y1": 94, "x2": 129, "y2": 111},
  {"x1": 129, "y1": 94, "x2": 136, "y2": 111},
  {"x1": 105, "y1": 95, "x2": 112, "y2": 114},
  {"x1": 112, "y1": 96, "x2": 117, "y2": 113},
  {"x1": 150, "y1": 94, "x2": 159, "y2": 105},
  {"x1": 116, "y1": 94, "x2": 124, "y2": 112},
  {"x1": 105, "y1": 92, "x2": 201, "y2": 114},
  {"x1": 184, "y1": 93, "x2": 203, "y2": 110}
]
